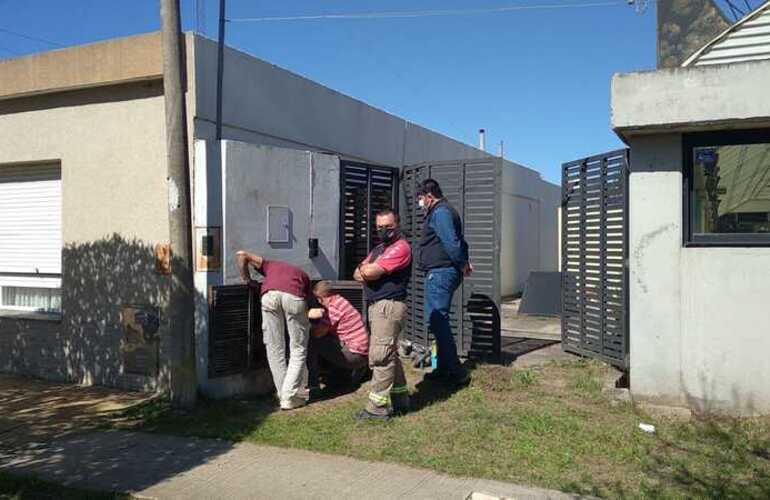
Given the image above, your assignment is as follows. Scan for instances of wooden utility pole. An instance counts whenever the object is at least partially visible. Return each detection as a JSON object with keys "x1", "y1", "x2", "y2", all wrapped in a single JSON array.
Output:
[{"x1": 160, "y1": 0, "x2": 197, "y2": 408}]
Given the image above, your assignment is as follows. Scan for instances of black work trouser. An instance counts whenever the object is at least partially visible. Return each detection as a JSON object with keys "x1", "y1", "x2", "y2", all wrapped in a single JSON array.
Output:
[{"x1": 307, "y1": 334, "x2": 367, "y2": 387}]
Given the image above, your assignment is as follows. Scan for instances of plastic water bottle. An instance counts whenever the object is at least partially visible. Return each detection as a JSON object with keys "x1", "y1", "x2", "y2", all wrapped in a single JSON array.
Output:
[{"x1": 430, "y1": 342, "x2": 438, "y2": 370}]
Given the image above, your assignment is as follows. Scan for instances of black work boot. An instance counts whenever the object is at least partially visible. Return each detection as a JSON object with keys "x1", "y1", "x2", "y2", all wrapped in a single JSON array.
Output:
[
  {"x1": 391, "y1": 394, "x2": 410, "y2": 416},
  {"x1": 354, "y1": 409, "x2": 391, "y2": 421}
]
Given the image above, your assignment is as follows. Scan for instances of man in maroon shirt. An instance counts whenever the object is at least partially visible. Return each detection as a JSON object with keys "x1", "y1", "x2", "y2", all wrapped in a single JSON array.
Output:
[{"x1": 236, "y1": 251, "x2": 311, "y2": 410}]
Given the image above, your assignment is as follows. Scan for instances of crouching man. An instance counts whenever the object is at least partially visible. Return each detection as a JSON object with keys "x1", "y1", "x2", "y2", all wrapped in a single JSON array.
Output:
[
  {"x1": 353, "y1": 209, "x2": 412, "y2": 420},
  {"x1": 307, "y1": 281, "x2": 369, "y2": 396},
  {"x1": 236, "y1": 251, "x2": 311, "y2": 410}
]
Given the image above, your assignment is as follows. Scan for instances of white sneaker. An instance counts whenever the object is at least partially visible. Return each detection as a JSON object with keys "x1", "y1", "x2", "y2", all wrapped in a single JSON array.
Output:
[{"x1": 280, "y1": 397, "x2": 307, "y2": 411}]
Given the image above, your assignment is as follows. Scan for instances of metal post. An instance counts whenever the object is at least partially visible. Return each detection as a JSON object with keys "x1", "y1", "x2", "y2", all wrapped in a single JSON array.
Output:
[
  {"x1": 160, "y1": 0, "x2": 197, "y2": 408},
  {"x1": 215, "y1": 0, "x2": 226, "y2": 140}
]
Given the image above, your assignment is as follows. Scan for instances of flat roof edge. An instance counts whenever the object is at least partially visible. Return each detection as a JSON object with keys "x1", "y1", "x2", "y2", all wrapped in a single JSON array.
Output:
[
  {"x1": 0, "y1": 32, "x2": 163, "y2": 100},
  {"x1": 613, "y1": 116, "x2": 770, "y2": 139}
]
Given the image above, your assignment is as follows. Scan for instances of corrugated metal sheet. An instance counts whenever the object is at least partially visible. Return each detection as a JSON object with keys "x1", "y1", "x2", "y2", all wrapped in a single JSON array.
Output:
[
  {"x1": 0, "y1": 163, "x2": 61, "y2": 275},
  {"x1": 685, "y1": 2, "x2": 770, "y2": 66}
]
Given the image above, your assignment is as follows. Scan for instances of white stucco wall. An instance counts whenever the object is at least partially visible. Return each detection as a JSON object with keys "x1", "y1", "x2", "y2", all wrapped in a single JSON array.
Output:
[
  {"x1": 629, "y1": 135, "x2": 770, "y2": 415},
  {"x1": 500, "y1": 164, "x2": 560, "y2": 297},
  {"x1": 0, "y1": 81, "x2": 170, "y2": 390}
]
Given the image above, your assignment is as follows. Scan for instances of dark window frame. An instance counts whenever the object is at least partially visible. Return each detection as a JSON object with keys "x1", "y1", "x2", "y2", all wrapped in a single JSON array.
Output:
[{"x1": 682, "y1": 128, "x2": 770, "y2": 247}]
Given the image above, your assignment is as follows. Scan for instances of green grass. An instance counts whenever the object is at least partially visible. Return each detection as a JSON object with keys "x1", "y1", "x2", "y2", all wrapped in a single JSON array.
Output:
[
  {"x1": 108, "y1": 360, "x2": 770, "y2": 499},
  {"x1": 0, "y1": 472, "x2": 129, "y2": 500}
]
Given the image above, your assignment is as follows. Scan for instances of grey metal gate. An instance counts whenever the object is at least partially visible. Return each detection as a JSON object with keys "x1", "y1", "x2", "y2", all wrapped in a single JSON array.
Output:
[
  {"x1": 339, "y1": 161, "x2": 400, "y2": 279},
  {"x1": 561, "y1": 149, "x2": 630, "y2": 369},
  {"x1": 402, "y1": 159, "x2": 502, "y2": 361}
]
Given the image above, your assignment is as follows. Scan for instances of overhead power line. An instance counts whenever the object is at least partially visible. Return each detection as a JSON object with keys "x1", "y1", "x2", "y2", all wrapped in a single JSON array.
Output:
[
  {"x1": 227, "y1": 1, "x2": 628, "y2": 23},
  {"x1": 0, "y1": 27, "x2": 64, "y2": 47}
]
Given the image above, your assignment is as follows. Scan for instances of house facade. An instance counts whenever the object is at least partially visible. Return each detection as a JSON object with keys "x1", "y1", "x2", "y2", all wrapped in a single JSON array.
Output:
[
  {"x1": 611, "y1": 1, "x2": 770, "y2": 414},
  {"x1": 0, "y1": 32, "x2": 559, "y2": 396}
]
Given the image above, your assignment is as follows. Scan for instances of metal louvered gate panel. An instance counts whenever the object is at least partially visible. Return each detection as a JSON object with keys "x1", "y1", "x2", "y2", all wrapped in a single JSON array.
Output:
[
  {"x1": 208, "y1": 284, "x2": 267, "y2": 378},
  {"x1": 402, "y1": 159, "x2": 502, "y2": 361},
  {"x1": 339, "y1": 161, "x2": 399, "y2": 279},
  {"x1": 561, "y1": 149, "x2": 629, "y2": 370}
]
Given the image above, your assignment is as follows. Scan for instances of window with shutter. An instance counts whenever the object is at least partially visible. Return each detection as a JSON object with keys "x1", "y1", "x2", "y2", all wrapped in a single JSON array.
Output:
[{"x1": 0, "y1": 163, "x2": 62, "y2": 314}]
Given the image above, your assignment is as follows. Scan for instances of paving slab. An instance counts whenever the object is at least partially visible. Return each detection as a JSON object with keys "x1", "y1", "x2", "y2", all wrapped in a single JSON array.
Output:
[
  {"x1": 1, "y1": 429, "x2": 583, "y2": 500},
  {"x1": 501, "y1": 299, "x2": 560, "y2": 341}
]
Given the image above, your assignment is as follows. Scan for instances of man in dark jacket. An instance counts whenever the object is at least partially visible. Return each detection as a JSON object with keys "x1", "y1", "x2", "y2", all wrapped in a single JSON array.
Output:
[{"x1": 417, "y1": 179, "x2": 471, "y2": 386}]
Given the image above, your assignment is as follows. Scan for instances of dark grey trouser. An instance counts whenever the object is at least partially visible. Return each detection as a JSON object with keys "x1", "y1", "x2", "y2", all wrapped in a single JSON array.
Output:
[{"x1": 307, "y1": 334, "x2": 367, "y2": 387}]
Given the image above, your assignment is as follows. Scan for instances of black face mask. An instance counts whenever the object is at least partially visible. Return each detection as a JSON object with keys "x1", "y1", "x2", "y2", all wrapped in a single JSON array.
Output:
[{"x1": 377, "y1": 228, "x2": 399, "y2": 244}]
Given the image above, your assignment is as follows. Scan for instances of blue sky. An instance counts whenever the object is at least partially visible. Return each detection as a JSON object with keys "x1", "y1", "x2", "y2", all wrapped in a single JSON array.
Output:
[{"x1": 0, "y1": 0, "x2": 659, "y2": 183}]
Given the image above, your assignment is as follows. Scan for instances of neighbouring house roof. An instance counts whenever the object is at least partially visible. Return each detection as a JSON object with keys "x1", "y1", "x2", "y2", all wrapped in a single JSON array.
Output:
[
  {"x1": 0, "y1": 32, "x2": 163, "y2": 101},
  {"x1": 683, "y1": 0, "x2": 770, "y2": 66}
]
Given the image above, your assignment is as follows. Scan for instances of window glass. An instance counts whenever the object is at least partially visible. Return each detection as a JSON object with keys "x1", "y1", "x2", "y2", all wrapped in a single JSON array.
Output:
[
  {"x1": 1, "y1": 286, "x2": 61, "y2": 313},
  {"x1": 691, "y1": 144, "x2": 770, "y2": 235}
]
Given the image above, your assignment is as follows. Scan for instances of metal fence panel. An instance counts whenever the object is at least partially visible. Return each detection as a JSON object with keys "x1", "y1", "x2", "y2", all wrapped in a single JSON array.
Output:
[
  {"x1": 339, "y1": 161, "x2": 399, "y2": 279},
  {"x1": 561, "y1": 149, "x2": 629, "y2": 369},
  {"x1": 402, "y1": 159, "x2": 502, "y2": 361},
  {"x1": 208, "y1": 284, "x2": 266, "y2": 378}
]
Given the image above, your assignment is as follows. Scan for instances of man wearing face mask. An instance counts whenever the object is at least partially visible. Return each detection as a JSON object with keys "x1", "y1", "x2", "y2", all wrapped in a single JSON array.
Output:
[
  {"x1": 353, "y1": 209, "x2": 412, "y2": 420},
  {"x1": 417, "y1": 178, "x2": 472, "y2": 387}
]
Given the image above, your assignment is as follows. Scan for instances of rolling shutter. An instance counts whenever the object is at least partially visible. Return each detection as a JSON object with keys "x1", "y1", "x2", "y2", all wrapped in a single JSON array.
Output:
[{"x1": 0, "y1": 163, "x2": 62, "y2": 275}]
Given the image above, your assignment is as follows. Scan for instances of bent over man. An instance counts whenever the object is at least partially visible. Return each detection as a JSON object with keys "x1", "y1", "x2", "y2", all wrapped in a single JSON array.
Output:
[
  {"x1": 353, "y1": 209, "x2": 412, "y2": 420},
  {"x1": 307, "y1": 280, "x2": 369, "y2": 394},
  {"x1": 236, "y1": 251, "x2": 311, "y2": 410}
]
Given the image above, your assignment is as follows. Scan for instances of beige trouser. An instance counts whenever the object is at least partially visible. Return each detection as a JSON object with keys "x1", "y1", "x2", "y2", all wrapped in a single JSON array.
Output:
[
  {"x1": 261, "y1": 290, "x2": 310, "y2": 404},
  {"x1": 366, "y1": 299, "x2": 409, "y2": 415}
]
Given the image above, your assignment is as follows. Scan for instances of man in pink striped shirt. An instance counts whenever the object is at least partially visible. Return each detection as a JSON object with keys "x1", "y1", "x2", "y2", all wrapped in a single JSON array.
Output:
[{"x1": 307, "y1": 281, "x2": 369, "y2": 394}]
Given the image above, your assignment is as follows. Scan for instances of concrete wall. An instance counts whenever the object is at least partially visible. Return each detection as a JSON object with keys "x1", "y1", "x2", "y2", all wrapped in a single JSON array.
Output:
[
  {"x1": 192, "y1": 140, "x2": 274, "y2": 398},
  {"x1": 221, "y1": 142, "x2": 341, "y2": 283},
  {"x1": 500, "y1": 164, "x2": 560, "y2": 297},
  {"x1": 190, "y1": 34, "x2": 488, "y2": 166},
  {"x1": 628, "y1": 134, "x2": 770, "y2": 415},
  {"x1": 611, "y1": 61, "x2": 770, "y2": 135},
  {"x1": 0, "y1": 81, "x2": 170, "y2": 391}
]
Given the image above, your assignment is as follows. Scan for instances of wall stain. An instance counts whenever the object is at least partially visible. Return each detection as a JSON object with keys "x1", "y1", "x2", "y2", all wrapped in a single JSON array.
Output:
[{"x1": 633, "y1": 223, "x2": 677, "y2": 294}]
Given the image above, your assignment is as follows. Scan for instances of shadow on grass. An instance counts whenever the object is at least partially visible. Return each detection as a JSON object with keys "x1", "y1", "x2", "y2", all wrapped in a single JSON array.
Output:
[
  {"x1": 0, "y1": 471, "x2": 129, "y2": 500},
  {"x1": 108, "y1": 394, "x2": 280, "y2": 442},
  {"x1": 561, "y1": 416, "x2": 770, "y2": 499},
  {"x1": 408, "y1": 363, "x2": 478, "y2": 413}
]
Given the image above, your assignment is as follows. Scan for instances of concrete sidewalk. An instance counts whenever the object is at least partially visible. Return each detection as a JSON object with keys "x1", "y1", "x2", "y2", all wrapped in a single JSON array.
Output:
[{"x1": 1, "y1": 429, "x2": 581, "y2": 500}]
